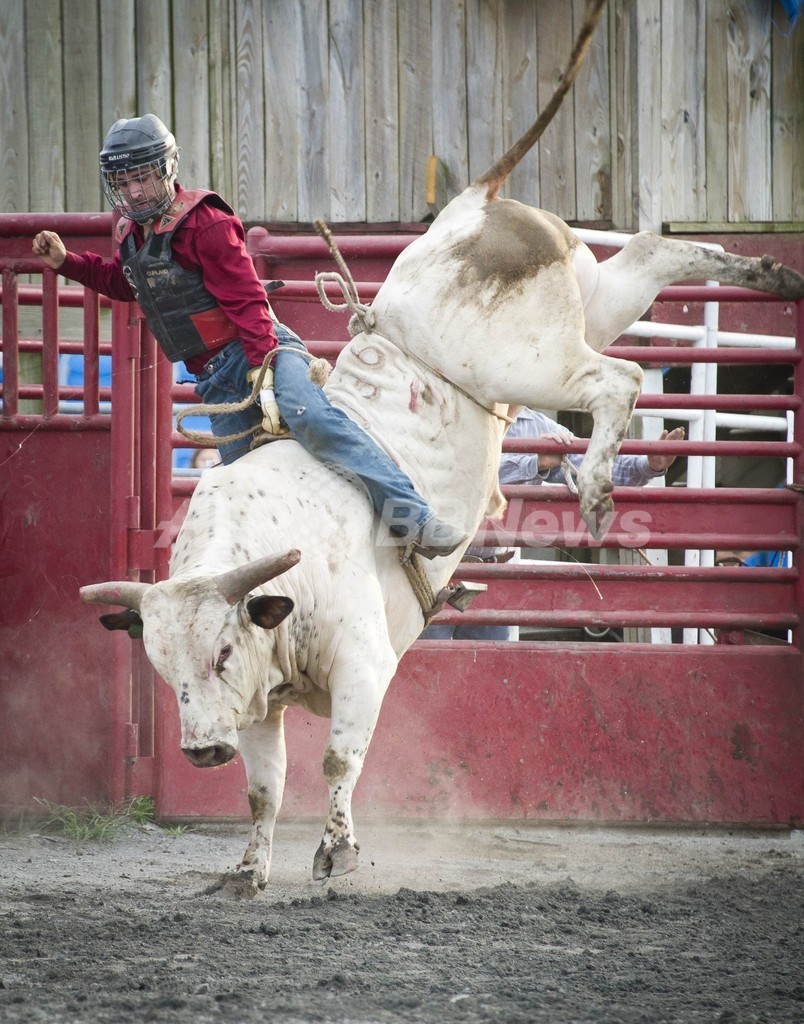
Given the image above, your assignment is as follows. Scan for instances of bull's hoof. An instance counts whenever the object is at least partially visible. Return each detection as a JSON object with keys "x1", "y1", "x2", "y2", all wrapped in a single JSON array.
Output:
[
  {"x1": 582, "y1": 497, "x2": 615, "y2": 541},
  {"x1": 759, "y1": 257, "x2": 804, "y2": 300},
  {"x1": 312, "y1": 837, "x2": 360, "y2": 881},
  {"x1": 778, "y1": 265, "x2": 804, "y2": 300},
  {"x1": 202, "y1": 869, "x2": 264, "y2": 899}
]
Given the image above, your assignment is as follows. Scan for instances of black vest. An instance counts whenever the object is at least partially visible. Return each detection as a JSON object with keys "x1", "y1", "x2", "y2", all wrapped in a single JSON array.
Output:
[{"x1": 119, "y1": 190, "x2": 239, "y2": 363}]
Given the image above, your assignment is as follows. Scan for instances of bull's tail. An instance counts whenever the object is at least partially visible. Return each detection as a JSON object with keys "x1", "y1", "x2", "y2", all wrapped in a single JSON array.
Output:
[{"x1": 473, "y1": 0, "x2": 607, "y2": 201}]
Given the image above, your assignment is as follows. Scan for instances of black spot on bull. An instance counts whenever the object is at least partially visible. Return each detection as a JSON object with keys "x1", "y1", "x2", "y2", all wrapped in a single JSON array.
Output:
[
  {"x1": 449, "y1": 200, "x2": 570, "y2": 300},
  {"x1": 248, "y1": 786, "x2": 270, "y2": 818},
  {"x1": 322, "y1": 748, "x2": 350, "y2": 785}
]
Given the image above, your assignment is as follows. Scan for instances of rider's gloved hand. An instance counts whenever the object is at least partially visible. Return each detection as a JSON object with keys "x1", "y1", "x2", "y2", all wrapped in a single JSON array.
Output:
[{"x1": 247, "y1": 366, "x2": 288, "y2": 435}]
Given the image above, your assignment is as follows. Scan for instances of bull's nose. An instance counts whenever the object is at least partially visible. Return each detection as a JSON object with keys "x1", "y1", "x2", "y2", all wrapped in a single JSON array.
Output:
[{"x1": 182, "y1": 743, "x2": 237, "y2": 768}]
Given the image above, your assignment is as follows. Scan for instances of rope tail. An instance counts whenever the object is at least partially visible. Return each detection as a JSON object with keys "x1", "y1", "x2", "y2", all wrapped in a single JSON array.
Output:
[{"x1": 313, "y1": 218, "x2": 376, "y2": 335}]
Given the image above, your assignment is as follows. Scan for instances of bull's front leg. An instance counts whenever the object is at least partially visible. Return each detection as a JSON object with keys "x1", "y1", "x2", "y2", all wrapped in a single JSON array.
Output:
[
  {"x1": 209, "y1": 706, "x2": 286, "y2": 897},
  {"x1": 312, "y1": 643, "x2": 396, "y2": 881}
]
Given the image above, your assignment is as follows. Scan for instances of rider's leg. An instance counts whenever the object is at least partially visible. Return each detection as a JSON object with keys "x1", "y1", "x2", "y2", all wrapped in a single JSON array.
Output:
[{"x1": 192, "y1": 341, "x2": 261, "y2": 464}]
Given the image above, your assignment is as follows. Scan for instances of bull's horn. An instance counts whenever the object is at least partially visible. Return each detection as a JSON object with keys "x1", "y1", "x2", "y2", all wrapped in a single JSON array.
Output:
[
  {"x1": 80, "y1": 581, "x2": 152, "y2": 611},
  {"x1": 216, "y1": 549, "x2": 301, "y2": 606}
]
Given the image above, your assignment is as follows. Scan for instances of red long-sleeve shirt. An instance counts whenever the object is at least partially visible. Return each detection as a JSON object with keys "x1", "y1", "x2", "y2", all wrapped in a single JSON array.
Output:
[{"x1": 60, "y1": 184, "x2": 277, "y2": 374}]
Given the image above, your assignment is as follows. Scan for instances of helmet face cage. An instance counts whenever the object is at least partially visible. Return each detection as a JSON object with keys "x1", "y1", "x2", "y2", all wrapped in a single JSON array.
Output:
[
  {"x1": 101, "y1": 154, "x2": 178, "y2": 224},
  {"x1": 99, "y1": 116, "x2": 179, "y2": 224}
]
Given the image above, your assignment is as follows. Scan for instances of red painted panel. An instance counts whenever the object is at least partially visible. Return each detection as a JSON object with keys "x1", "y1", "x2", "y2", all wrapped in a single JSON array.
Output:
[
  {"x1": 0, "y1": 431, "x2": 114, "y2": 814},
  {"x1": 148, "y1": 644, "x2": 802, "y2": 826}
]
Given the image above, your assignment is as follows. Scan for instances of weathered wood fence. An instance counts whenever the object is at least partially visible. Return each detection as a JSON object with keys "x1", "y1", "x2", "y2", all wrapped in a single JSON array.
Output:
[{"x1": 1, "y1": 0, "x2": 801, "y2": 230}]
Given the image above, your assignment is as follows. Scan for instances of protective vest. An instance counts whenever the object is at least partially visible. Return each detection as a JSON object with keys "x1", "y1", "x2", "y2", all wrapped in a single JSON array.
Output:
[{"x1": 118, "y1": 189, "x2": 240, "y2": 363}]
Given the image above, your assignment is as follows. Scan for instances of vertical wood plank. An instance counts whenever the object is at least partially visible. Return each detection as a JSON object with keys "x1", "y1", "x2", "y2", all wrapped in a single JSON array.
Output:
[
  {"x1": 0, "y1": 2, "x2": 28, "y2": 213},
  {"x1": 537, "y1": 0, "x2": 576, "y2": 218},
  {"x1": 26, "y1": 0, "x2": 65, "y2": 211},
  {"x1": 329, "y1": 0, "x2": 366, "y2": 221},
  {"x1": 726, "y1": 0, "x2": 772, "y2": 222},
  {"x1": 100, "y1": 0, "x2": 136, "y2": 130},
  {"x1": 209, "y1": 0, "x2": 236, "y2": 204},
  {"x1": 431, "y1": 0, "x2": 469, "y2": 201},
  {"x1": 573, "y1": 0, "x2": 610, "y2": 223},
  {"x1": 172, "y1": 0, "x2": 211, "y2": 188},
  {"x1": 234, "y1": 0, "x2": 265, "y2": 219},
  {"x1": 771, "y1": 7, "x2": 803, "y2": 222},
  {"x1": 466, "y1": 0, "x2": 504, "y2": 186},
  {"x1": 63, "y1": 0, "x2": 102, "y2": 212},
  {"x1": 135, "y1": 0, "x2": 172, "y2": 119},
  {"x1": 296, "y1": 1, "x2": 330, "y2": 221},
  {"x1": 502, "y1": 0, "x2": 538, "y2": 204},
  {"x1": 609, "y1": 0, "x2": 636, "y2": 229},
  {"x1": 262, "y1": 0, "x2": 298, "y2": 220},
  {"x1": 398, "y1": 0, "x2": 433, "y2": 222},
  {"x1": 364, "y1": 0, "x2": 399, "y2": 222},
  {"x1": 635, "y1": 0, "x2": 662, "y2": 230},
  {"x1": 705, "y1": 0, "x2": 730, "y2": 225},
  {"x1": 661, "y1": 0, "x2": 706, "y2": 222}
]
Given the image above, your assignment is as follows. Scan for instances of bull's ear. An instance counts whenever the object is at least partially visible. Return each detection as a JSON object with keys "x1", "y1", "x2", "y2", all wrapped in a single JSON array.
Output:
[
  {"x1": 246, "y1": 595, "x2": 294, "y2": 630},
  {"x1": 99, "y1": 610, "x2": 143, "y2": 639}
]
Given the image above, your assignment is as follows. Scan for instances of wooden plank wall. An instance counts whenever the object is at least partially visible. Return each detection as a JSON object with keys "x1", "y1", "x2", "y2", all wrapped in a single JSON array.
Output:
[{"x1": 1, "y1": 0, "x2": 801, "y2": 230}]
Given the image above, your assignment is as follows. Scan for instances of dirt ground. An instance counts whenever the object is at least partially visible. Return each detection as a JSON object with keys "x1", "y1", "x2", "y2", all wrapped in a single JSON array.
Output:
[{"x1": 0, "y1": 818, "x2": 802, "y2": 1024}]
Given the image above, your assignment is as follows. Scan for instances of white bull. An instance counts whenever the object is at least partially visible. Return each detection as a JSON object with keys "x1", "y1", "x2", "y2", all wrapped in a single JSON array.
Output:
[
  {"x1": 81, "y1": 184, "x2": 803, "y2": 892},
  {"x1": 80, "y1": 17, "x2": 804, "y2": 895}
]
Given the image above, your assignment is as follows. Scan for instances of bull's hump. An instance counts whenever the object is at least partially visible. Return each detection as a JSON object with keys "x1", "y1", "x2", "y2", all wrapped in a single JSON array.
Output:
[{"x1": 449, "y1": 200, "x2": 572, "y2": 291}]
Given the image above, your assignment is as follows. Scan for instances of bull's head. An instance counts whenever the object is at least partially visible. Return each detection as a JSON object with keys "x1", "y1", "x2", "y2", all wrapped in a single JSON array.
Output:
[{"x1": 80, "y1": 550, "x2": 300, "y2": 768}]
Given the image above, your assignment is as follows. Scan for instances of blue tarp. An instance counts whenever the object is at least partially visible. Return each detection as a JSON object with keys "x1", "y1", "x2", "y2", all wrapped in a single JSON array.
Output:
[{"x1": 780, "y1": 0, "x2": 800, "y2": 26}]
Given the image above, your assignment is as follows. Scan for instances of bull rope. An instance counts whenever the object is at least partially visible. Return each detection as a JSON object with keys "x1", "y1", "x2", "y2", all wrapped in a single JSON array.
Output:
[
  {"x1": 403, "y1": 549, "x2": 442, "y2": 623},
  {"x1": 176, "y1": 345, "x2": 305, "y2": 450}
]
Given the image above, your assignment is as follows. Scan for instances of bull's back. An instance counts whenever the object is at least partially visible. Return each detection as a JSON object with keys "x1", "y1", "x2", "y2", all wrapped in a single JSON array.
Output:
[{"x1": 171, "y1": 440, "x2": 379, "y2": 578}]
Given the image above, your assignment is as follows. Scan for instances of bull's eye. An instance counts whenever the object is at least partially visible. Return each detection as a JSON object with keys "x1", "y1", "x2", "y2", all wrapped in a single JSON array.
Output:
[{"x1": 215, "y1": 644, "x2": 233, "y2": 673}]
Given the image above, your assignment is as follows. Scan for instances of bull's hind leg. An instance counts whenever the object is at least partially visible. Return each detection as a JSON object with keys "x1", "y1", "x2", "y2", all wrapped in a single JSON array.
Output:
[
  {"x1": 312, "y1": 629, "x2": 397, "y2": 881},
  {"x1": 579, "y1": 232, "x2": 804, "y2": 353},
  {"x1": 558, "y1": 349, "x2": 643, "y2": 537}
]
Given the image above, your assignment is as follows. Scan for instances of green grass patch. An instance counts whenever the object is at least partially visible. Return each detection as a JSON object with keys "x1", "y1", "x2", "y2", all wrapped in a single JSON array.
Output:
[{"x1": 28, "y1": 795, "x2": 193, "y2": 842}]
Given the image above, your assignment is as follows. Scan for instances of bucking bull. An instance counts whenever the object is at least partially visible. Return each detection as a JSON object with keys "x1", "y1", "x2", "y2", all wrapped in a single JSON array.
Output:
[{"x1": 80, "y1": 0, "x2": 804, "y2": 894}]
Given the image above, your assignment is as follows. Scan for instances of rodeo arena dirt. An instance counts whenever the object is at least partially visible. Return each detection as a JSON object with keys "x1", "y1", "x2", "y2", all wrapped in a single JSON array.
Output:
[{"x1": 0, "y1": 818, "x2": 802, "y2": 1024}]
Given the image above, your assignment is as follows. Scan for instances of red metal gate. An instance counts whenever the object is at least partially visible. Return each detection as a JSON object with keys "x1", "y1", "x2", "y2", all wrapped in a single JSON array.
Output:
[{"x1": 1, "y1": 216, "x2": 802, "y2": 825}]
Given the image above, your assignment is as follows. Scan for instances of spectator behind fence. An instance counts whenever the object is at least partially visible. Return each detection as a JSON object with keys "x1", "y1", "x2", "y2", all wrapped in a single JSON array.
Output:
[
  {"x1": 31, "y1": 114, "x2": 465, "y2": 560},
  {"x1": 191, "y1": 448, "x2": 221, "y2": 473},
  {"x1": 423, "y1": 408, "x2": 684, "y2": 641},
  {"x1": 715, "y1": 546, "x2": 790, "y2": 642},
  {"x1": 716, "y1": 550, "x2": 789, "y2": 568}
]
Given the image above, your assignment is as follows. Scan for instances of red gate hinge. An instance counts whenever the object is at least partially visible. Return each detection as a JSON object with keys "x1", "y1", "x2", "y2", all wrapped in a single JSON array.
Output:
[{"x1": 129, "y1": 530, "x2": 157, "y2": 570}]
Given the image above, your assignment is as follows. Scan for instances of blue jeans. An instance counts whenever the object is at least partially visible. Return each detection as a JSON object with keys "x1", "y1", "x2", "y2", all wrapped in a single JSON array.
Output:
[
  {"x1": 194, "y1": 328, "x2": 435, "y2": 533},
  {"x1": 193, "y1": 340, "x2": 262, "y2": 463}
]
